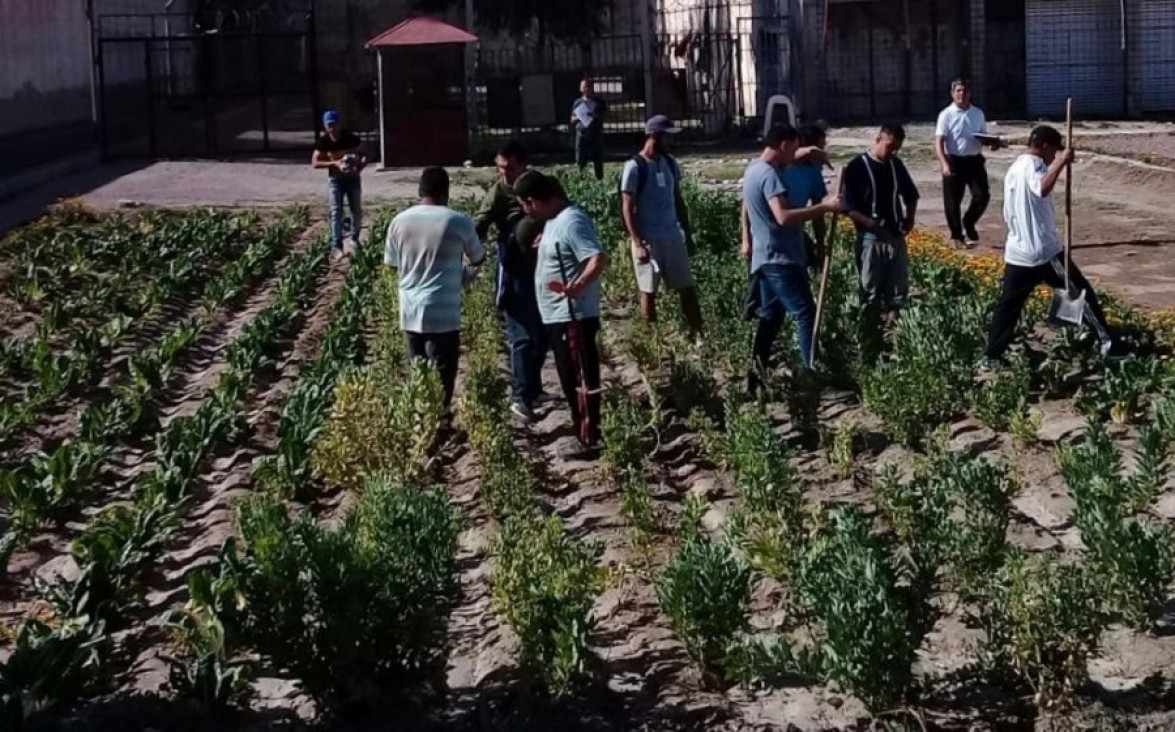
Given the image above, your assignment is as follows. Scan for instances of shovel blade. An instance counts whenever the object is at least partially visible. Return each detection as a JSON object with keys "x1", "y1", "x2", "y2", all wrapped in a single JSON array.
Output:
[{"x1": 1049, "y1": 288, "x2": 1086, "y2": 327}]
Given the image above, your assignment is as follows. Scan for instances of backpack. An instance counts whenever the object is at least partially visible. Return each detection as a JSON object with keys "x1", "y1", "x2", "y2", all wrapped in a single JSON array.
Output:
[{"x1": 617, "y1": 154, "x2": 680, "y2": 210}]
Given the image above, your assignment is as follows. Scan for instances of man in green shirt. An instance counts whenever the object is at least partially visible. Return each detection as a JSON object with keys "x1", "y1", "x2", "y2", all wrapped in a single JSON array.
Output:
[{"x1": 474, "y1": 140, "x2": 548, "y2": 422}]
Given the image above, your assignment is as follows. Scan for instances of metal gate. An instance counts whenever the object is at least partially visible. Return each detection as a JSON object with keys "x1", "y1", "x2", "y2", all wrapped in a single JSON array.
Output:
[
  {"x1": 1133, "y1": 0, "x2": 1175, "y2": 113},
  {"x1": 737, "y1": 16, "x2": 792, "y2": 122},
  {"x1": 1026, "y1": 0, "x2": 1125, "y2": 118},
  {"x1": 95, "y1": 8, "x2": 318, "y2": 160}
]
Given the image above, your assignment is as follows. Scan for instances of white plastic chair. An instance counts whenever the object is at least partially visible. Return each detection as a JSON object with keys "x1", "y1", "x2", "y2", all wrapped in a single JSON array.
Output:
[{"x1": 763, "y1": 95, "x2": 797, "y2": 134}]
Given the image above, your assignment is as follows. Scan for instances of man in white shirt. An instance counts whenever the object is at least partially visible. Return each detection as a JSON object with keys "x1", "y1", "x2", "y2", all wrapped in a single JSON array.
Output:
[
  {"x1": 935, "y1": 78, "x2": 1000, "y2": 248},
  {"x1": 384, "y1": 166, "x2": 486, "y2": 409},
  {"x1": 981, "y1": 125, "x2": 1112, "y2": 366}
]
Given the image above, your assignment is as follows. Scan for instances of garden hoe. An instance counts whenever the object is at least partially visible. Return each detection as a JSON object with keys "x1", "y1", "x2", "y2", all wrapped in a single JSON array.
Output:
[
  {"x1": 1049, "y1": 97, "x2": 1086, "y2": 327},
  {"x1": 811, "y1": 166, "x2": 846, "y2": 365}
]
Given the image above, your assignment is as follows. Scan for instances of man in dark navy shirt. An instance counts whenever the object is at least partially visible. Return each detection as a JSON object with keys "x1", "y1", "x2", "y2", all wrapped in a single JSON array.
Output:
[{"x1": 312, "y1": 110, "x2": 367, "y2": 260}]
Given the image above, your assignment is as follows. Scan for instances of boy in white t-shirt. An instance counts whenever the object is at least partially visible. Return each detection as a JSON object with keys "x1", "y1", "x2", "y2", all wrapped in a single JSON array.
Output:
[{"x1": 981, "y1": 125, "x2": 1112, "y2": 365}]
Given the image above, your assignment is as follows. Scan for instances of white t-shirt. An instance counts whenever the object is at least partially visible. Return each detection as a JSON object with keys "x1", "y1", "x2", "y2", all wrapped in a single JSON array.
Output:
[
  {"x1": 384, "y1": 204, "x2": 485, "y2": 333},
  {"x1": 1003, "y1": 153, "x2": 1062, "y2": 267},
  {"x1": 935, "y1": 103, "x2": 987, "y2": 157}
]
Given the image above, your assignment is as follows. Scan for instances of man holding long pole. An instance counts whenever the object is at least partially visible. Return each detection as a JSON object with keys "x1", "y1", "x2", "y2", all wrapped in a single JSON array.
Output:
[
  {"x1": 515, "y1": 171, "x2": 609, "y2": 458},
  {"x1": 980, "y1": 125, "x2": 1113, "y2": 367},
  {"x1": 740, "y1": 124, "x2": 840, "y2": 397}
]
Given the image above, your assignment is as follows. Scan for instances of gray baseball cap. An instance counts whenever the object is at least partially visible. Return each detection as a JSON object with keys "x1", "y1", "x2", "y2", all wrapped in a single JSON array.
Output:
[{"x1": 645, "y1": 115, "x2": 681, "y2": 135}]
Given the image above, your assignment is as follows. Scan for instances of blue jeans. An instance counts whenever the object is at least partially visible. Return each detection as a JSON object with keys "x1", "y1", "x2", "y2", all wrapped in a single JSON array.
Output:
[
  {"x1": 751, "y1": 263, "x2": 817, "y2": 382},
  {"x1": 329, "y1": 175, "x2": 362, "y2": 248},
  {"x1": 503, "y1": 286, "x2": 547, "y2": 405}
]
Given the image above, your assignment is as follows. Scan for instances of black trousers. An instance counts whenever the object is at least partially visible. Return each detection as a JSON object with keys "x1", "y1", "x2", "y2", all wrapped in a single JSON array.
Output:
[
  {"x1": 405, "y1": 330, "x2": 460, "y2": 408},
  {"x1": 985, "y1": 256, "x2": 1111, "y2": 360},
  {"x1": 546, "y1": 317, "x2": 602, "y2": 445},
  {"x1": 943, "y1": 154, "x2": 990, "y2": 240}
]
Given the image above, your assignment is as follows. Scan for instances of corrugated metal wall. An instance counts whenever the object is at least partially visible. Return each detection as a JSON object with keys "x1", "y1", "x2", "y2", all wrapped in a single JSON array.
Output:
[
  {"x1": 0, "y1": 0, "x2": 94, "y2": 137},
  {"x1": 1026, "y1": 0, "x2": 1124, "y2": 117},
  {"x1": 1132, "y1": 0, "x2": 1175, "y2": 113}
]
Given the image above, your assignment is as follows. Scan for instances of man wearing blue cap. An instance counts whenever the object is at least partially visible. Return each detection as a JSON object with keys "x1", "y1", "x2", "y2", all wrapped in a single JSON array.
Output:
[
  {"x1": 619, "y1": 114, "x2": 704, "y2": 342},
  {"x1": 312, "y1": 110, "x2": 367, "y2": 260}
]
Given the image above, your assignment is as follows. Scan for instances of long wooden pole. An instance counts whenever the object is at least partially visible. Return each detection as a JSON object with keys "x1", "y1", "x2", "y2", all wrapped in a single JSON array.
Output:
[
  {"x1": 810, "y1": 166, "x2": 846, "y2": 366},
  {"x1": 1065, "y1": 97, "x2": 1073, "y2": 291}
]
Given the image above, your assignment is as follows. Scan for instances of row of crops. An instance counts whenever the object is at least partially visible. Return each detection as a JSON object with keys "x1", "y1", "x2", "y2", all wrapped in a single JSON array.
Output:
[{"x1": 3, "y1": 162, "x2": 1175, "y2": 729}]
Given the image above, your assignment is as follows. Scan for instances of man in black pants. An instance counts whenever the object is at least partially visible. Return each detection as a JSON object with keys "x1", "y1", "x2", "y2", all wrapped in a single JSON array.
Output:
[
  {"x1": 384, "y1": 167, "x2": 486, "y2": 410},
  {"x1": 982, "y1": 125, "x2": 1113, "y2": 367},
  {"x1": 473, "y1": 140, "x2": 549, "y2": 423},
  {"x1": 935, "y1": 78, "x2": 1000, "y2": 248},
  {"x1": 514, "y1": 171, "x2": 609, "y2": 457},
  {"x1": 571, "y1": 78, "x2": 607, "y2": 180}
]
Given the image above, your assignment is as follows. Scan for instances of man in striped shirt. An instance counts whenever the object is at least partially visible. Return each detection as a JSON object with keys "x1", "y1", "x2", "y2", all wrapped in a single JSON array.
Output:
[{"x1": 384, "y1": 167, "x2": 486, "y2": 409}]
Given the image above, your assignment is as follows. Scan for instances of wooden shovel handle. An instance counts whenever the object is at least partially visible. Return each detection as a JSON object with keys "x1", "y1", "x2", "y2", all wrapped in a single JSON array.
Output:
[
  {"x1": 811, "y1": 165, "x2": 847, "y2": 365},
  {"x1": 1065, "y1": 98, "x2": 1073, "y2": 288}
]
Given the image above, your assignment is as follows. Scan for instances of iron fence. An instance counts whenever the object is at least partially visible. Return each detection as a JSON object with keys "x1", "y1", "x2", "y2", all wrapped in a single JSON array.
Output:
[{"x1": 94, "y1": 4, "x2": 318, "y2": 160}]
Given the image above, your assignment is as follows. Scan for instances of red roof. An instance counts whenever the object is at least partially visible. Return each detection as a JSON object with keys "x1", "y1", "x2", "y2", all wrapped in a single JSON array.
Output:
[{"x1": 366, "y1": 16, "x2": 479, "y2": 48}]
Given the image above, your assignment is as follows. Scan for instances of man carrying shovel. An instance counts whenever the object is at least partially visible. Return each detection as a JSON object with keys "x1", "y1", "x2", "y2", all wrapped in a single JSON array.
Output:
[
  {"x1": 981, "y1": 124, "x2": 1113, "y2": 366},
  {"x1": 514, "y1": 171, "x2": 609, "y2": 457}
]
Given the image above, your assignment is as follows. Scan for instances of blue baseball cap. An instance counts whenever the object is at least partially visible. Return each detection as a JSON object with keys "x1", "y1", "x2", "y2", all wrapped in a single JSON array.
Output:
[
  {"x1": 645, "y1": 115, "x2": 681, "y2": 135},
  {"x1": 323, "y1": 110, "x2": 340, "y2": 126}
]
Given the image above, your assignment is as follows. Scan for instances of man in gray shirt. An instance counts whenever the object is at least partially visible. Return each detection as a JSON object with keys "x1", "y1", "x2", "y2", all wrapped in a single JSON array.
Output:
[
  {"x1": 741, "y1": 124, "x2": 840, "y2": 396},
  {"x1": 571, "y1": 78, "x2": 607, "y2": 181},
  {"x1": 620, "y1": 115, "x2": 704, "y2": 342}
]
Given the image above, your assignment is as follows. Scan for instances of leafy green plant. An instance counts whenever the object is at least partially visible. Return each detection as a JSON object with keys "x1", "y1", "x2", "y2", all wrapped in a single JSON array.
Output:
[
  {"x1": 656, "y1": 522, "x2": 752, "y2": 673},
  {"x1": 971, "y1": 353, "x2": 1034, "y2": 432},
  {"x1": 875, "y1": 451, "x2": 1020, "y2": 599},
  {"x1": 220, "y1": 480, "x2": 459, "y2": 708},
  {"x1": 1059, "y1": 420, "x2": 1175, "y2": 627},
  {"x1": 492, "y1": 514, "x2": 604, "y2": 698},
  {"x1": 974, "y1": 549, "x2": 1108, "y2": 709},
  {"x1": 166, "y1": 571, "x2": 250, "y2": 712},
  {"x1": 796, "y1": 505, "x2": 936, "y2": 712},
  {"x1": 0, "y1": 618, "x2": 107, "y2": 730},
  {"x1": 1076, "y1": 355, "x2": 1170, "y2": 424},
  {"x1": 311, "y1": 360, "x2": 444, "y2": 491}
]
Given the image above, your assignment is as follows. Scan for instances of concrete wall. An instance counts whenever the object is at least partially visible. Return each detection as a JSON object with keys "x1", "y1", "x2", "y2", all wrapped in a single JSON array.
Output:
[{"x1": 0, "y1": 0, "x2": 95, "y2": 137}]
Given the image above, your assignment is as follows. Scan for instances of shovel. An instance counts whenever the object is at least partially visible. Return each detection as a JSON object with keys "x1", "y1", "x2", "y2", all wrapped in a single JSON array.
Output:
[{"x1": 1049, "y1": 97, "x2": 1086, "y2": 327}]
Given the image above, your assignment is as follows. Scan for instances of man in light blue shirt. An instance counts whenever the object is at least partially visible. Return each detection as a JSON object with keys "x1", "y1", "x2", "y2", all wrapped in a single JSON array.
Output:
[
  {"x1": 741, "y1": 124, "x2": 839, "y2": 396},
  {"x1": 384, "y1": 166, "x2": 486, "y2": 409},
  {"x1": 620, "y1": 115, "x2": 704, "y2": 342},
  {"x1": 514, "y1": 171, "x2": 608, "y2": 456}
]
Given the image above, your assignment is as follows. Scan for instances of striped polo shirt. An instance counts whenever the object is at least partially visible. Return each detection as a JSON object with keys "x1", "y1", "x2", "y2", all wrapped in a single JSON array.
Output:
[{"x1": 384, "y1": 204, "x2": 485, "y2": 334}]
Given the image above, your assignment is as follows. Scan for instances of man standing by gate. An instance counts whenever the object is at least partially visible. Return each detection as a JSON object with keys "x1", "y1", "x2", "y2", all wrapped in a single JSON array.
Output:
[
  {"x1": 935, "y1": 78, "x2": 1000, "y2": 249},
  {"x1": 312, "y1": 109, "x2": 367, "y2": 261},
  {"x1": 571, "y1": 78, "x2": 607, "y2": 181}
]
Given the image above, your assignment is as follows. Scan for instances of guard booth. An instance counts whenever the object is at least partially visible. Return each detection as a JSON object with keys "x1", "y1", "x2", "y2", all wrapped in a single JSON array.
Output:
[{"x1": 366, "y1": 17, "x2": 479, "y2": 167}]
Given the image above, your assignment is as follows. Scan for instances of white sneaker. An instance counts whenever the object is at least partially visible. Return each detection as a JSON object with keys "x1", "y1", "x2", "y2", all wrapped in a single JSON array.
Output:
[
  {"x1": 330, "y1": 247, "x2": 344, "y2": 262},
  {"x1": 343, "y1": 239, "x2": 356, "y2": 256},
  {"x1": 511, "y1": 400, "x2": 536, "y2": 423}
]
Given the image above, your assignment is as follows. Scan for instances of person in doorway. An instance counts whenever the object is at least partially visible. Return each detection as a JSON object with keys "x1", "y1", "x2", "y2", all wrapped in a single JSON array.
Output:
[
  {"x1": 935, "y1": 77, "x2": 1000, "y2": 248},
  {"x1": 571, "y1": 78, "x2": 608, "y2": 180},
  {"x1": 514, "y1": 171, "x2": 609, "y2": 457},
  {"x1": 981, "y1": 125, "x2": 1113, "y2": 366},
  {"x1": 312, "y1": 109, "x2": 367, "y2": 261},
  {"x1": 842, "y1": 122, "x2": 920, "y2": 362},
  {"x1": 740, "y1": 123, "x2": 841, "y2": 396},
  {"x1": 473, "y1": 140, "x2": 549, "y2": 423},
  {"x1": 620, "y1": 114, "x2": 704, "y2": 342},
  {"x1": 384, "y1": 167, "x2": 486, "y2": 411}
]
